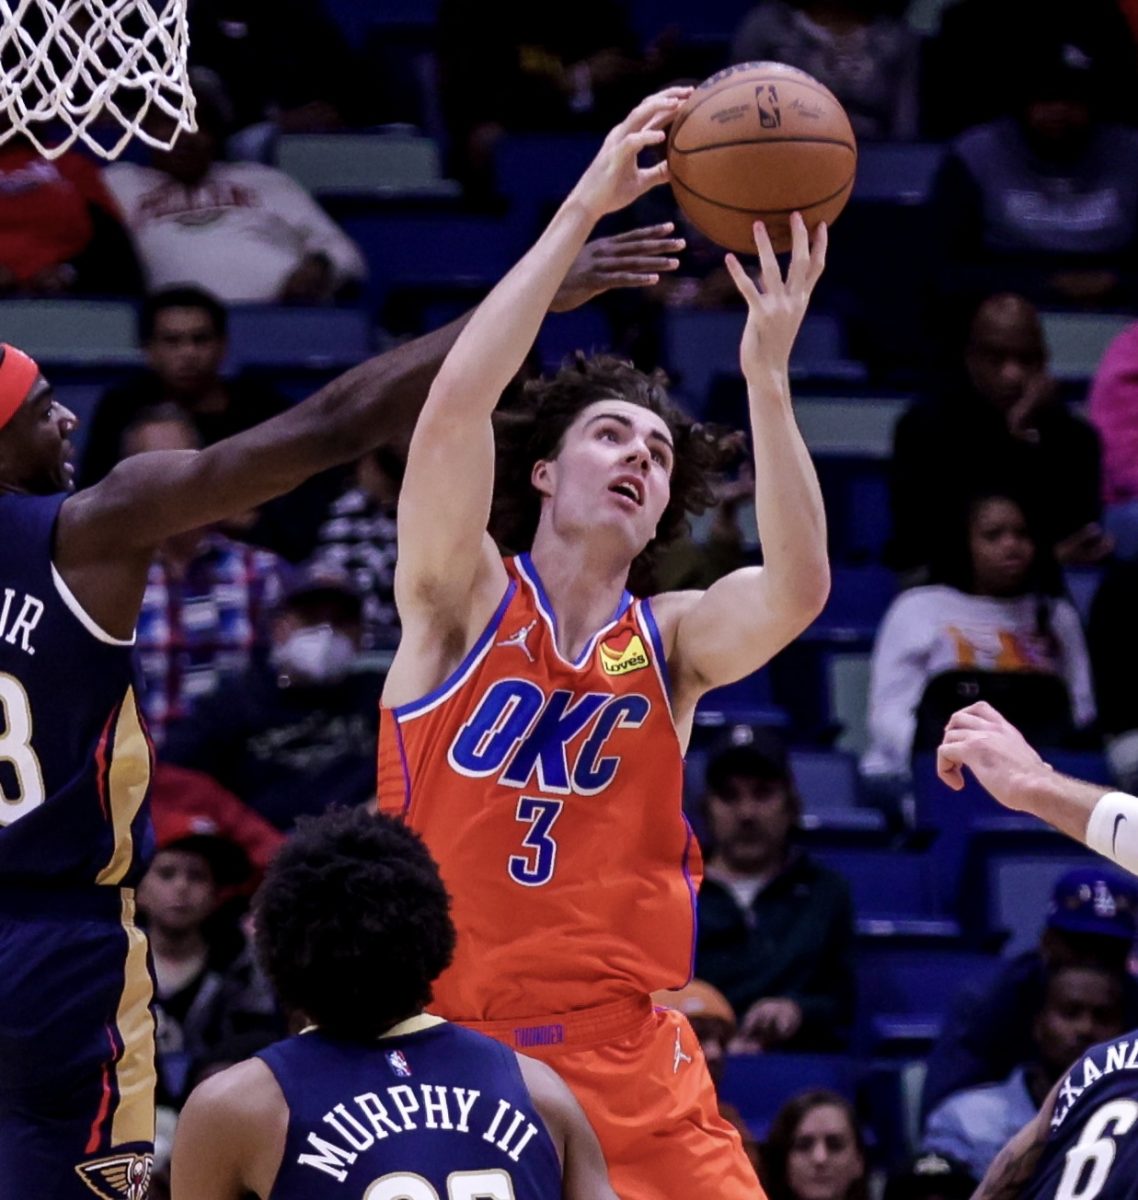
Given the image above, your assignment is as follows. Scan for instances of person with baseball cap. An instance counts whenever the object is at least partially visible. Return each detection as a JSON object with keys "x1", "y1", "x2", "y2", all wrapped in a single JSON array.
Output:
[
  {"x1": 923, "y1": 864, "x2": 1138, "y2": 1116},
  {"x1": 694, "y1": 724, "x2": 857, "y2": 1053}
]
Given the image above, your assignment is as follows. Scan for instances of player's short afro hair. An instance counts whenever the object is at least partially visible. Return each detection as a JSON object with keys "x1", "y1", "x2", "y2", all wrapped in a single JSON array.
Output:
[{"x1": 255, "y1": 807, "x2": 456, "y2": 1040}]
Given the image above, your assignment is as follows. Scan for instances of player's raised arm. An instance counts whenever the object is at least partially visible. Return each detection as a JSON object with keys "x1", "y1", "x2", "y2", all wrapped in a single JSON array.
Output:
[
  {"x1": 937, "y1": 701, "x2": 1138, "y2": 875},
  {"x1": 662, "y1": 213, "x2": 830, "y2": 702}
]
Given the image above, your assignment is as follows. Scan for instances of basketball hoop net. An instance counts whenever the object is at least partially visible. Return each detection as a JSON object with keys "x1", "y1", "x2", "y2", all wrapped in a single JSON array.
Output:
[{"x1": 0, "y1": 0, "x2": 196, "y2": 160}]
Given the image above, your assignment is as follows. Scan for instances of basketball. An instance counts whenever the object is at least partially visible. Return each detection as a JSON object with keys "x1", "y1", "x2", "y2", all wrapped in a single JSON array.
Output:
[{"x1": 667, "y1": 62, "x2": 858, "y2": 254}]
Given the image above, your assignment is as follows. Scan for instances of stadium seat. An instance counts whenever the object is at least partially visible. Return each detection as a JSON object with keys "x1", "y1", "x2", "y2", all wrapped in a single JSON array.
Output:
[
  {"x1": 851, "y1": 143, "x2": 947, "y2": 205},
  {"x1": 793, "y1": 396, "x2": 908, "y2": 458},
  {"x1": 535, "y1": 308, "x2": 613, "y2": 373},
  {"x1": 789, "y1": 748, "x2": 861, "y2": 812},
  {"x1": 720, "y1": 1053, "x2": 860, "y2": 1139},
  {"x1": 1064, "y1": 566, "x2": 1105, "y2": 625},
  {"x1": 809, "y1": 565, "x2": 897, "y2": 644},
  {"x1": 275, "y1": 133, "x2": 460, "y2": 198},
  {"x1": 695, "y1": 669, "x2": 789, "y2": 729},
  {"x1": 494, "y1": 135, "x2": 600, "y2": 234},
  {"x1": 225, "y1": 306, "x2": 375, "y2": 369},
  {"x1": 1039, "y1": 312, "x2": 1133, "y2": 383},
  {"x1": 812, "y1": 848, "x2": 942, "y2": 919},
  {"x1": 825, "y1": 651, "x2": 872, "y2": 756},
  {"x1": 0, "y1": 299, "x2": 139, "y2": 365}
]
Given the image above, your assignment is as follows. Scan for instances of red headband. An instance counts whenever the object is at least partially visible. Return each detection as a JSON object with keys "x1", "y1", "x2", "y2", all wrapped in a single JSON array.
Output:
[{"x1": 0, "y1": 345, "x2": 40, "y2": 430}]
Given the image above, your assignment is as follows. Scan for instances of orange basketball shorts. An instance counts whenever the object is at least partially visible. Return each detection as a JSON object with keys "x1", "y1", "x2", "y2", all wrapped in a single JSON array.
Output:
[{"x1": 459, "y1": 994, "x2": 763, "y2": 1199}]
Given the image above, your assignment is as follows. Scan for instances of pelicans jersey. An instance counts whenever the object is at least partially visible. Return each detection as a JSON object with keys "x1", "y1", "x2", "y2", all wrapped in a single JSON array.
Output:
[
  {"x1": 256, "y1": 1017, "x2": 562, "y2": 1200},
  {"x1": 1021, "y1": 1030, "x2": 1138, "y2": 1200},
  {"x1": 0, "y1": 493, "x2": 156, "y2": 1198},
  {"x1": 378, "y1": 553, "x2": 700, "y2": 1022}
]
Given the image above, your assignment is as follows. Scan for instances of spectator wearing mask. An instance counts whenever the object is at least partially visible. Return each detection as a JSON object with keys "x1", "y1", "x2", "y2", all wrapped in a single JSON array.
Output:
[
  {"x1": 162, "y1": 563, "x2": 380, "y2": 830},
  {"x1": 695, "y1": 726, "x2": 856, "y2": 1052},
  {"x1": 863, "y1": 490, "x2": 1095, "y2": 792},
  {"x1": 923, "y1": 866, "x2": 1138, "y2": 1116},
  {"x1": 923, "y1": 963, "x2": 1128, "y2": 1179},
  {"x1": 0, "y1": 130, "x2": 142, "y2": 296},
  {"x1": 760, "y1": 1090, "x2": 868, "y2": 1200},
  {"x1": 103, "y1": 76, "x2": 366, "y2": 304},
  {"x1": 123, "y1": 407, "x2": 286, "y2": 746},
  {"x1": 731, "y1": 0, "x2": 920, "y2": 141},
  {"x1": 889, "y1": 293, "x2": 1109, "y2": 579}
]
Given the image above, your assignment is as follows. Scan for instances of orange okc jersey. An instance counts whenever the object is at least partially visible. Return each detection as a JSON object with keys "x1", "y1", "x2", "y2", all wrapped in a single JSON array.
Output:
[{"x1": 378, "y1": 554, "x2": 702, "y2": 1021}]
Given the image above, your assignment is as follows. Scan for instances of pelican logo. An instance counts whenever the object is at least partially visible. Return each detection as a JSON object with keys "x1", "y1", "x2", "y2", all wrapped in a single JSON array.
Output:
[
  {"x1": 76, "y1": 1152, "x2": 152, "y2": 1200},
  {"x1": 755, "y1": 84, "x2": 781, "y2": 128},
  {"x1": 598, "y1": 630, "x2": 650, "y2": 676}
]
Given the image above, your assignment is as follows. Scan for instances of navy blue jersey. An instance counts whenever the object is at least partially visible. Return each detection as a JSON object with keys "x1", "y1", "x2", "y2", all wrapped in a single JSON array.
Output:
[
  {"x1": 1022, "y1": 1030, "x2": 1138, "y2": 1200},
  {"x1": 257, "y1": 1018, "x2": 563, "y2": 1199},
  {"x1": 0, "y1": 493, "x2": 152, "y2": 888}
]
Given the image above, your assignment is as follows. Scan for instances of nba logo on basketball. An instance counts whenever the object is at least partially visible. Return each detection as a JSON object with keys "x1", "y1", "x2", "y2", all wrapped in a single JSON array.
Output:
[
  {"x1": 755, "y1": 84, "x2": 781, "y2": 128},
  {"x1": 386, "y1": 1050, "x2": 412, "y2": 1078},
  {"x1": 598, "y1": 630, "x2": 650, "y2": 676}
]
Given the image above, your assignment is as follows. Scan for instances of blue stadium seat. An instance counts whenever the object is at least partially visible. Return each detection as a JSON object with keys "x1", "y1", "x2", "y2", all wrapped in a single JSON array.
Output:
[
  {"x1": 275, "y1": 133, "x2": 459, "y2": 198},
  {"x1": 720, "y1": 1053, "x2": 860, "y2": 1139},
  {"x1": 812, "y1": 848, "x2": 942, "y2": 919},
  {"x1": 535, "y1": 308, "x2": 613, "y2": 373},
  {"x1": 1039, "y1": 312, "x2": 1133, "y2": 383},
  {"x1": 226, "y1": 306, "x2": 374, "y2": 369},
  {"x1": 851, "y1": 143, "x2": 947, "y2": 205},
  {"x1": 0, "y1": 299, "x2": 139, "y2": 365},
  {"x1": 809, "y1": 565, "x2": 897, "y2": 644},
  {"x1": 789, "y1": 748, "x2": 861, "y2": 812},
  {"x1": 696, "y1": 670, "x2": 788, "y2": 729},
  {"x1": 494, "y1": 135, "x2": 599, "y2": 234}
]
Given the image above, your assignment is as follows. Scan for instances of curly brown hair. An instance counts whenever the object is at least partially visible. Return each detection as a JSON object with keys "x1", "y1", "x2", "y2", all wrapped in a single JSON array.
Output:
[{"x1": 490, "y1": 353, "x2": 729, "y2": 595}]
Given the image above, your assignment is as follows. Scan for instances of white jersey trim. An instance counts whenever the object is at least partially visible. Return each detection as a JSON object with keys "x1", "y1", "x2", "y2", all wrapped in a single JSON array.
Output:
[{"x1": 51, "y1": 564, "x2": 135, "y2": 646}]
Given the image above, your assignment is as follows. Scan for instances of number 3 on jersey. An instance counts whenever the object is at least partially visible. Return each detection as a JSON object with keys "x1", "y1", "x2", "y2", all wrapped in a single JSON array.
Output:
[
  {"x1": 508, "y1": 797, "x2": 563, "y2": 887},
  {"x1": 0, "y1": 671, "x2": 44, "y2": 825}
]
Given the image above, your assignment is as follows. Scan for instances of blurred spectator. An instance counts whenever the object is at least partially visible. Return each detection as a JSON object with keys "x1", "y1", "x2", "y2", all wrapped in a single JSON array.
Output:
[
  {"x1": 923, "y1": 2, "x2": 1138, "y2": 138},
  {"x1": 760, "y1": 1090, "x2": 868, "y2": 1200},
  {"x1": 922, "y1": 866, "x2": 1138, "y2": 1116},
  {"x1": 0, "y1": 131, "x2": 142, "y2": 296},
  {"x1": 862, "y1": 491, "x2": 1095, "y2": 791},
  {"x1": 102, "y1": 77, "x2": 366, "y2": 304},
  {"x1": 889, "y1": 294, "x2": 1108, "y2": 579},
  {"x1": 651, "y1": 979, "x2": 761, "y2": 1172},
  {"x1": 188, "y1": 0, "x2": 368, "y2": 160},
  {"x1": 149, "y1": 762, "x2": 285, "y2": 894},
  {"x1": 162, "y1": 562, "x2": 380, "y2": 830},
  {"x1": 695, "y1": 726, "x2": 856, "y2": 1052},
  {"x1": 730, "y1": 0, "x2": 920, "y2": 140},
  {"x1": 929, "y1": 37, "x2": 1138, "y2": 311},
  {"x1": 1087, "y1": 559, "x2": 1138, "y2": 791},
  {"x1": 881, "y1": 1152, "x2": 977, "y2": 1200},
  {"x1": 79, "y1": 287, "x2": 288, "y2": 487},
  {"x1": 1087, "y1": 321, "x2": 1138, "y2": 560},
  {"x1": 436, "y1": 4, "x2": 650, "y2": 191},
  {"x1": 923, "y1": 963, "x2": 1127, "y2": 1178},
  {"x1": 309, "y1": 445, "x2": 403, "y2": 649},
  {"x1": 123, "y1": 407, "x2": 286, "y2": 745},
  {"x1": 137, "y1": 808, "x2": 283, "y2": 1109}
]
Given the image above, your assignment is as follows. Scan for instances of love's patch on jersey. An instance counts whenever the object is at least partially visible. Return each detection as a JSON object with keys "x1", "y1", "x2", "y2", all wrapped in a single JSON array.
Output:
[{"x1": 598, "y1": 630, "x2": 650, "y2": 676}]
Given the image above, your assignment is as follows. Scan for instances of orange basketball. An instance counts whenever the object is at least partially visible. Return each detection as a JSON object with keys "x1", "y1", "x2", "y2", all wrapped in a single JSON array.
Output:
[{"x1": 667, "y1": 62, "x2": 857, "y2": 254}]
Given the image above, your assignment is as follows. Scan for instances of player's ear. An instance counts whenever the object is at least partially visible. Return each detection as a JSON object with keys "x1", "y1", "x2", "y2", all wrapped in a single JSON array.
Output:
[{"x1": 531, "y1": 459, "x2": 555, "y2": 498}]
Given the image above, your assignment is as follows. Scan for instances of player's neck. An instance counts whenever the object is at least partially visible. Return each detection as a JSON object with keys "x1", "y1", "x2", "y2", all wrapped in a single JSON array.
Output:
[{"x1": 528, "y1": 537, "x2": 630, "y2": 660}]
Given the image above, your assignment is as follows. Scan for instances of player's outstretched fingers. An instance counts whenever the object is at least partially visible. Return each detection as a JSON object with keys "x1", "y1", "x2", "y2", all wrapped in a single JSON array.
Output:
[
  {"x1": 808, "y1": 220, "x2": 828, "y2": 285},
  {"x1": 787, "y1": 211, "x2": 810, "y2": 290},
  {"x1": 751, "y1": 220, "x2": 781, "y2": 294},
  {"x1": 724, "y1": 252, "x2": 761, "y2": 308}
]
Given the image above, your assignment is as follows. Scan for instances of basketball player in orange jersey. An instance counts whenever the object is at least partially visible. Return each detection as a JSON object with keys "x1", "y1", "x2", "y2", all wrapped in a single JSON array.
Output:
[{"x1": 378, "y1": 86, "x2": 829, "y2": 1198}]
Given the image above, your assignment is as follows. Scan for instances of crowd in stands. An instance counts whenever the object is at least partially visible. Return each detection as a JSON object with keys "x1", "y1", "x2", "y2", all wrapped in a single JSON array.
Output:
[{"x1": 9, "y1": 0, "x2": 1138, "y2": 1194}]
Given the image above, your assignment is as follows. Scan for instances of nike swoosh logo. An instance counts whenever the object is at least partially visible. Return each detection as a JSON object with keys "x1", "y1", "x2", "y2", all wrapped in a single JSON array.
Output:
[{"x1": 1113, "y1": 813, "x2": 1127, "y2": 854}]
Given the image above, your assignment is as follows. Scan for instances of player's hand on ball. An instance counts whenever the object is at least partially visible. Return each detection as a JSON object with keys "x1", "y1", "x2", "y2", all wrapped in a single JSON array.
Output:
[
  {"x1": 571, "y1": 87, "x2": 692, "y2": 222},
  {"x1": 550, "y1": 223, "x2": 686, "y2": 312},
  {"x1": 725, "y1": 212, "x2": 827, "y2": 380}
]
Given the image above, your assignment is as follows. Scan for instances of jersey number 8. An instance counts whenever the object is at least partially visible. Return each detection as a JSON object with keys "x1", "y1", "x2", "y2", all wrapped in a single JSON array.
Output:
[
  {"x1": 364, "y1": 1169, "x2": 515, "y2": 1199},
  {"x1": 0, "y1": 672, "x2": 44, "y2": 825}
]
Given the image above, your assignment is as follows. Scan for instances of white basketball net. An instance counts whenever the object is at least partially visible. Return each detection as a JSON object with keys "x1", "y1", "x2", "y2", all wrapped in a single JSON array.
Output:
[{"x1": 0, "y1": 0, "x2": 196, "y2": 160}]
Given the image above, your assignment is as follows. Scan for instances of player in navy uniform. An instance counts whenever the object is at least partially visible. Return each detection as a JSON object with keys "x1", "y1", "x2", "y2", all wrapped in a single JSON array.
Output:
[
  {"x1": 0, "y1": 219, "x2": 682, "y2": 1200},
  {"x1": 171, "y1": 807, "x2": 616, "y2": 1199}
]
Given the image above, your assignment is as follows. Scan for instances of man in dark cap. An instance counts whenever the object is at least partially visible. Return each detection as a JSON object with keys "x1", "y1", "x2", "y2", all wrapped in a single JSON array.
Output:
[{"x1": 694, "y1": 724, "x2": 856, "y2": 1052}]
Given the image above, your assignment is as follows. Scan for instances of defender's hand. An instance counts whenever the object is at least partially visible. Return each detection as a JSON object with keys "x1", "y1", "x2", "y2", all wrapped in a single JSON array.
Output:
[
  {"x1": 551, "y1": 223, "x2": 686, "y2": 312},
  {"x1": 725, "y1": 212, "x2": 827, "y2": 381}
]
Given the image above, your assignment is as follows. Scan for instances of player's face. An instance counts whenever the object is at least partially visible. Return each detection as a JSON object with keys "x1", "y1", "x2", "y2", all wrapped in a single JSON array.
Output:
[
  {"x1": 534, "y1": 399, "x2": 674, "y2": 557},
  {"x1": 707, "y1": 774, "x2": 795, "y2": 873},
  {"x1": 968, "y1": 498, "x2": 1035, "y2": 597},
  {"x1": 0, "y1": 379, "x2": 78, "y2": 495},
  {"x1": 964, "y1": 316, "x2": 1046, "y2": 411},
  {"x1": 786, "y1": 1104, "x2": 864, "y2": 1200},
  {"x1": 1034, "y1": 967, "x2": 1127, "y2": 1076},
  {"x1": 146, "y1": 307, "x2": 227, "y2": 395},
  {"x1": 137, "y1": 848, "x2": 218, "y2": 934}
]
